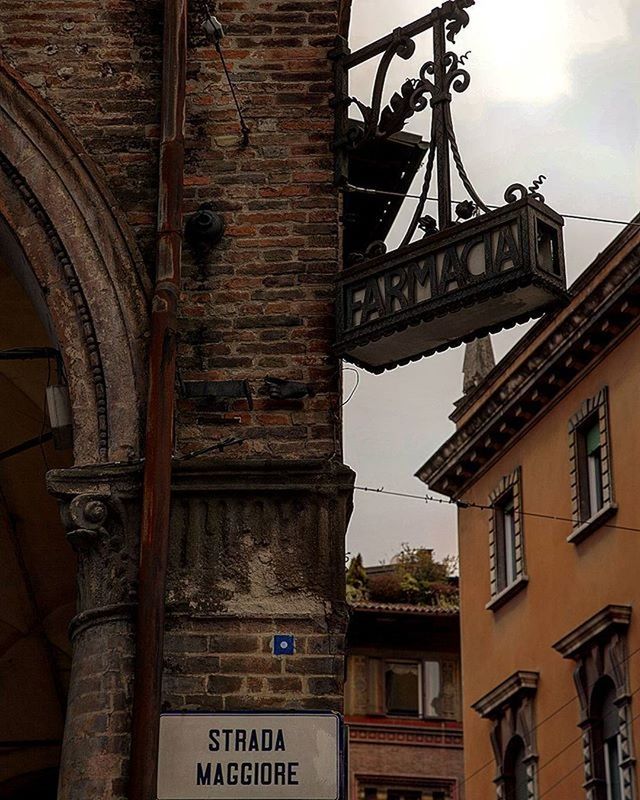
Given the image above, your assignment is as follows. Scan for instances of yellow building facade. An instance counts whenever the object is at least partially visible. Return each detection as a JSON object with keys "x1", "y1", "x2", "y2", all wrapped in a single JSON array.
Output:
[{"x1": 419, "y1": 220, "x2": 640, "y2": 800}]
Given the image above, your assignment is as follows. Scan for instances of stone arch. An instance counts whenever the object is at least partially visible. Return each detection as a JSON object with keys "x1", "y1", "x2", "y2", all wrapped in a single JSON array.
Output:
[{"x1": 0, "y1": 58, "x2": 149, "y2": 464}]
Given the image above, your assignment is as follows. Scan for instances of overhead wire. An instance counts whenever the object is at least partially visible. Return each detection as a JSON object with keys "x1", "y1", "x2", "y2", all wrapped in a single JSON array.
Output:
[
  {"x1": 352, "y1": 479, "x2": 640, "y2": 789},
  {"x1": 343, "y1": 182, "x2": 640, "y2": 229},
  {"x1": 352, "y1": 484, "x2": 640, "y2": 534},
  {"x1": 342, "y1": 367, "x2": 361, "y2": 406},
  {"x1": 538, "y1": 707, "x2": 640, "y2": 799},
  {"x1": 459, "y1": 642, "x2": 640, "y2": 793}
]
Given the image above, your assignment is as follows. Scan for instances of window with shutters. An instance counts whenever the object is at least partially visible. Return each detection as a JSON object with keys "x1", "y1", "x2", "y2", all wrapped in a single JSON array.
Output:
[
  {"x1": 345, "y1": 655, "x2": 460, "y2": 721},
  {"x1": 568, "y1": 387, "x2": 617, "y2": 543},
  {"x1": 487, "y1": 468, "x2": 528, "y2": 611}
]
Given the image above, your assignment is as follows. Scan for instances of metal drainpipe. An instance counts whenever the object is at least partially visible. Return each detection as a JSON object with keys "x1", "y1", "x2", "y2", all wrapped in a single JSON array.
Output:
[{"x1": 128, "y1": 1, "x2": 187, "y2": 798}]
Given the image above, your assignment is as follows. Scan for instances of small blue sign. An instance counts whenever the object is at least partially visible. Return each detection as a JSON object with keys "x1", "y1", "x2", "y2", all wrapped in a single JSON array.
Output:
[{"x1": 273, "y1": 634, "x2": 295, "y2": 655}]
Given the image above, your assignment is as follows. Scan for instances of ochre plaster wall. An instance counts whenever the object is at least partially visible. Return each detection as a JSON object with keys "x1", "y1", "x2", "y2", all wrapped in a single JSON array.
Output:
[{"x1": 457, "y1": 323, "x2": 640, "y2": 799}]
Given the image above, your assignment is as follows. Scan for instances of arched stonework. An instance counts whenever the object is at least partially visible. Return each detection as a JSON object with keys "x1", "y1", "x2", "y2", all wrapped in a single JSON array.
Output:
[
  {"x1": 472, "y1": 671, "x2": 540, "y2": 800},
  {"x1": 554, "y1": 605, "x2": 636, "y2": 800},
  {"x1": 0, "y1": 58, "x2": 149, "y2": 464}
]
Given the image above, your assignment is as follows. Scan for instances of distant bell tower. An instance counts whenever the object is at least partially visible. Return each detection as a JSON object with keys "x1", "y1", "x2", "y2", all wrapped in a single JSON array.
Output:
[{"x1": 462, "y1": 336, "x2": 496, "y2": 395}]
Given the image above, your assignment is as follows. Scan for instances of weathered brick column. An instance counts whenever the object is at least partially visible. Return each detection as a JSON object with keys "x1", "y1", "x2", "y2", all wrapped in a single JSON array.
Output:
[{"x1": 48, "y1": 465, "x2": 142, "y2": 800}]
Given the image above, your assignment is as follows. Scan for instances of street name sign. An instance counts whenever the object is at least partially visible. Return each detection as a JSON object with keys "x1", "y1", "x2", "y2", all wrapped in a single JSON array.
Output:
[
  {"x1": 335, "y1": 196, "x2": 567, "y2": 373},
  {"x1": 157, "y1": 711, "x2": 343, "y2": 800}
]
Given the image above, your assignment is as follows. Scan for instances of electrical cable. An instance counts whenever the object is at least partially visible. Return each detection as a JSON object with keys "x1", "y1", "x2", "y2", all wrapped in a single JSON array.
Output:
[
  {"x1": 214, "y1": 41, "x2": 250, "y2": 146},
  {"x1": 203, "y1": 5, "x2": 250, "y2": 146},
  {"x1": 342, "y1": 367, "x2": 361, "y2": 406},
  {"x1": 448, "y1": 635, "x2": 640, "y2": 793},
  {"x1": 352, "y1": 484, "x2": 640, "y2": 534},
  {"x1": 537, "y1": 706, "x2": 640, "y2": 799},
  {"x1": 343, "y1": 182, "x2": 640, "y2": 230},
  {"x1": 352, "y1": 480, "x2": 640, "y2": 789}
]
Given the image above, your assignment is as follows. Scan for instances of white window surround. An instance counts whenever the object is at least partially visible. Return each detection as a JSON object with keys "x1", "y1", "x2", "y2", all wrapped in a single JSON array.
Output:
[
  {"x1": 487, "y1": 467, "x2": 527, "y2": 611},
  {"x1": 568, "y1": 387, "x2": 617, "y2": 544}
]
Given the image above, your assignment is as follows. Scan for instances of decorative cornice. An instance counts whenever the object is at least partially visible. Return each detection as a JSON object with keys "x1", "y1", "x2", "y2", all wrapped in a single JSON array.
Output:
[
  {"x1": 553, "y1": 604, "x2": 632, "y2": 660},
  {"x1": 472, "y1": 670, "x2": 539, "y2": 719},
  {"x1": 353, "y1": 774, "x2": 457, "y2": 792},
  {"x1": 347, "y1": 723, "x2": 463, "y2": 749},
  {"x1": 451, "y1": 216, "x2": 640, "y2": 424},
  {"x1": 171, "y1": 458, "x2": 356, "y2": 494},
  {"x1": 417, "y1": 227, "x2": 640, "y2": 497}
]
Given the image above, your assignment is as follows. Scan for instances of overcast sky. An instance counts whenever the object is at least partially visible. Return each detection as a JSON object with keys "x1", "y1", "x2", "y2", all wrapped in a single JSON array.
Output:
[{"x1": 343, "y1": 0, "x2": 640, "y2": 566}]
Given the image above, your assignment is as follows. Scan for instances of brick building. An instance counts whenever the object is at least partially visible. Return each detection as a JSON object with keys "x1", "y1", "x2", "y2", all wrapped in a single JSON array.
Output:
[
  {"x1": 0, "y1": 0, "x2": 360, "y2": 798},
  {"x1": 418, "y1": 219, "x2": 640, "y2": 799},
  {"x1": 345, "y1": 600, "x2": 464, "y2": 800},
  {"x1": 343, "y1": 557, "x2": 464, "y2": 800}
]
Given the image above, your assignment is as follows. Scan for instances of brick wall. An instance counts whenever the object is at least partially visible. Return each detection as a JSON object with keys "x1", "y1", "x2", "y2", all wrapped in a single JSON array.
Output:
[
  {"x1": 164, "y1": 618, "x2": 345, "y2": 714},
  {"x1": 179, "y1": 0, "x2": 341, "y2": 459},
  {"x1": 0, "y1": 0, "x2": 341, "y2": 462},
  {"x1": 57, "y1": 619, "x2": 135, "y2": 800}
]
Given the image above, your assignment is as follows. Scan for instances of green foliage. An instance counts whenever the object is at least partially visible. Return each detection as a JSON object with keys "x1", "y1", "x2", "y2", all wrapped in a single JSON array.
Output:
[
  {"x1": 390, "y1": 545, "x2": 458, "y2": 606},
  {"x1": 346, "y1": 545, "x2": 459, "y2": 607},
  {"x1": 345, "y1": 553, "x2": 368, "y2": 602}
]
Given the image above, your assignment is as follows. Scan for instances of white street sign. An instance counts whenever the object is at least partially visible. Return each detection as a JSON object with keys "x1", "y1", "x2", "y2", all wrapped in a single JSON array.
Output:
[{"x1": 157, "y1": 712, "x2": 343, "y2": 800}]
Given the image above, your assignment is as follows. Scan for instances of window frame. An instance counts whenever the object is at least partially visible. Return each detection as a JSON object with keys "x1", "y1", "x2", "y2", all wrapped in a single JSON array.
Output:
[
  {"x1": 471, "y1": 671, "x2": 540, "y2": 800},
  {"x1": 568, "y1": 387, "x2": 617, "y2": 544},
  {"x1": 384, "y1": 659, "x2": 422, "y2": 718},
  {"x1": 357, "y1": 777, "x2": 457, "y2": 800},
  {"x1": 487, "y1": 467, "x2": 528, "y2": 611},
  {"x1": 381, "y1": 657, "x2": 460, "y2": 721}
]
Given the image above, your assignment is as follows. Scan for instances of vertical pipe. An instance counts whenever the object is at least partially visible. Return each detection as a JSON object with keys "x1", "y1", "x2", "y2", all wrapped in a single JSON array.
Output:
[
  {"x1": 128, "y1": 1, "x2": 187, "y2": 799},
  {"x1": 432, "y1": 17, "x2": 452, "y2": 230}
]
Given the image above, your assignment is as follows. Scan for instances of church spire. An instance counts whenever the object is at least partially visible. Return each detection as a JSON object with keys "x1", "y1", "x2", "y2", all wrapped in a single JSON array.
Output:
[{"x1": 462, "y1": 336, "x2": 496, "y2": 395}]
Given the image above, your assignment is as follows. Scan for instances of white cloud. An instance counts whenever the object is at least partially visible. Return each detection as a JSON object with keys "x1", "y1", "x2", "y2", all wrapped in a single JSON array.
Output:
[{"x1": 461, "y1": 0, "x2": 631, "y2": 103}]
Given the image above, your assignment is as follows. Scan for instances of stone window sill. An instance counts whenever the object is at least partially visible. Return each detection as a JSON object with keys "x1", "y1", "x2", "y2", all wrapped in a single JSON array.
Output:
[
  {"x1": 567, "y1": 502, "x2": 618, "y2": 545},
  {"x1": 486, "y1": 575, "x2": 529, "y2": 612}
]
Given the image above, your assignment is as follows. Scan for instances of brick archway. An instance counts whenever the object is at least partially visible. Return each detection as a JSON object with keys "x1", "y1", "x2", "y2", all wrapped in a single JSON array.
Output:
[{"x1": 0, "y1": 58, "x2": 149, "y2": 464}]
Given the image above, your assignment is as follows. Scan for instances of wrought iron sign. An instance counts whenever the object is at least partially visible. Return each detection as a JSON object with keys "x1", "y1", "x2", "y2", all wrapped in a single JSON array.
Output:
[{"x1": 331, "y1": 0, "x2": 568, "y2": 373}]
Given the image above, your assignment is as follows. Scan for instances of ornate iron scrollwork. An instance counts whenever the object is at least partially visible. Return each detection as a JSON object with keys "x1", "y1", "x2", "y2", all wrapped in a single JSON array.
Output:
[
  {"x1": 445, "y1": 0, "x2": 475, "y2": 43},
  {"x1": 505, "y1": 175, "x2": 547, "y2": 204},
  {"x1": 333, "y1": 0, "x2": 548, "y2": 263}
]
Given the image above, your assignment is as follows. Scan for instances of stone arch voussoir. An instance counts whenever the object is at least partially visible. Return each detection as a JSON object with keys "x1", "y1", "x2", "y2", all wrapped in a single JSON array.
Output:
[{"x1": 0, "y1": 59, "x2": 150, "y2": 463}]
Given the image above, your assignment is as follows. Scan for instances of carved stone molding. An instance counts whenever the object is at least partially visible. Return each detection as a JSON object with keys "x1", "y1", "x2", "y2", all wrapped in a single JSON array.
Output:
[
  {"x1": 553, "y1": 605, "x2": 631, "y2": 662},
  {"x1": 473, "y1": 671, "x2": 539, "y2": 800},
  {"x1": 62, "y1": 493, "x2": 110, "y2": 552},
  {"x1": 0, "y1": 151, "x2": 110, "y2": 458},
  {"x1": 49, "y1": 458, "x2": 355, "y2": 630},
  {"x1": 554, "y1": 606, "x2": 635, "y2": 800},
  {"x1": 48, "y1": 463, "x2": 142, "y2": 628},
  {"x1": 0, "y1": 57, "x2": 149, "y2": 462},
  {"x1": 166, "y1": 459, "x2": 355, "y2": 615},
  {"x1": 418, "y1": 234, "x2": 640, "y2": 497}
]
